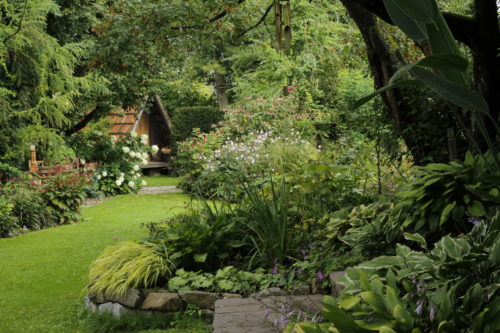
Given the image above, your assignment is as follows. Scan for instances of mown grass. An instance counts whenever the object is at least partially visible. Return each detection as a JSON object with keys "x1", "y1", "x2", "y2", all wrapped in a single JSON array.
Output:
[
  {"x1": 0, "y1": 193, "x2": 208, "y2": 333},
  {"x1": 140, "y1": 176, "x2": 181, "y2": 187}
]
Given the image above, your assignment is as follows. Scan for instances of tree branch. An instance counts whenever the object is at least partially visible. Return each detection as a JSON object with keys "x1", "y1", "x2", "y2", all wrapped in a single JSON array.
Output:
[
  {"x1": 171, "y1": 0, "x2": 247, "y2": 30},
  {"x1": 3, "y1": 0, "x2": 28, "y2": 44},
  {"x1": 236, "y1": 2, "x2": 273, "y2": 38},
  {"x1": 347, "y1": 0, "x2": 477, "y2": 49},
  {"x1": 65, "y1": 109, "x2": 100, "y2": 136}
]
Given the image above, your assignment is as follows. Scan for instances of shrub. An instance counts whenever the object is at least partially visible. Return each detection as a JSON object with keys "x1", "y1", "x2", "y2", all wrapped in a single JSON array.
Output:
[
  {"x1": 242, "y1": 178, "x2": 296, "y2": 268},
  {"x1": 86, "y1": 241, "x2": 173, "y2": 298},
  {"x1": 177, "y1": 130, "x2": 318, "y2": 201},
  {"x1": 289, "y1": 214, "x2": 500, "y2": 333},
  {"x1": 146, "y1": 199, "x2": 249, "y2": 271},
  {"x1": 41, "y1": 172, "x2": 87, "y2": 224},
  {"x1": 0, "y1": 172, "x2": 87, "y2": 237},
  {"x1": 394, "y1": 151, "x2": 500, "y2": 240},
  {"x1": 171, "y1": 106, "x2": 223, "y2": 143},
  {"x1": 0, "y1": 197, "x2": 17, "y2": 237},
  {"x1": 71, "y1": 130, "x2": 154, "y2": 196}
]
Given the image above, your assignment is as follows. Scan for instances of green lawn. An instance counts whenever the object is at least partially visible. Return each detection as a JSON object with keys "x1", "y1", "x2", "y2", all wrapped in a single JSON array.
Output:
[
  {"x1": 140, "y1": 176, "x2": 181, "y2": 187},
  {"x1": 0, "y1": 193, "x2": 206, "y2": 333}
]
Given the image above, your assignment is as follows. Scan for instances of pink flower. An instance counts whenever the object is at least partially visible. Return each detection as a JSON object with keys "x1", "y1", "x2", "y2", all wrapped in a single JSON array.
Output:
[{"x1": 317, "y1": 271, "x2": 324, "y2": 280}]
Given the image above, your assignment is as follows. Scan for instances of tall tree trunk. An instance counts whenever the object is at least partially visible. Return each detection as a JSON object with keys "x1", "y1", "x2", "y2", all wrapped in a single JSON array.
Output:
[
  {"x1": 471, "y1": 0, "x2": 500, "y2": 149},
  {"x1": 346, "y1": 0, "x2": 500, "y2": 152},
  {"x1": 339, "y1": 0, "x2": 428, "y2": 164},
  {"x1": 214, "y1": 69, "x2": 229, "y2": 109},
  {"x1": 214, "y1": 43, "x2": 229, "y2": 109}
]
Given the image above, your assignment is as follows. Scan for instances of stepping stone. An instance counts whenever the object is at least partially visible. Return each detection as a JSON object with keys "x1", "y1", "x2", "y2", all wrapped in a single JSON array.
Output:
[
  {"x1": 213, "y1": 295, "x2": 325, "y2": 333},
  {"x1": 139, "y1": 186, "x2": 183, "y2": 194}
]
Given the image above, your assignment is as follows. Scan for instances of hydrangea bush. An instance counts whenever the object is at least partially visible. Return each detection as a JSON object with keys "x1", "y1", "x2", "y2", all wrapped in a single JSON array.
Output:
[
  {"x1": 69, "y1": 128, "x2": 157, "y2": 196},
  {"x1": 92, "y1": 132, "x2": 158, "y2": 195}
]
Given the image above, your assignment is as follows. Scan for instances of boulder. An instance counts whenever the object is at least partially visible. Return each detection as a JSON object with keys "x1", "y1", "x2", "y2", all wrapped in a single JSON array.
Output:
[
  {"x1": 141, "y1": 292, "x2": 183, "y2": 312},
  {"x1": 311, "y1": 278, "x2": 322, "y2": 294},
  {"x1": 84, "y1": 296, "x2": 98, "y2": 313},
  {"x1": 251, "y1": 287, "x2": 286, "y2": 298},
  {"x1": 291, "y1": 285, "x2": 311, "y2": 295},
  {"x1": 109, "y1": 289, "x2": 142, "y2": 308},
  {"x1": 200, "y1": 309, "x2": 215, "y2": 320},
  {"x1": 88, "y1": 293, "x2": 106, "y2": 304},
  {"x1": 97, "y1": 302, "x2": 132, "y2": 318},
  {"x1": 329, "y1": 271, "x2": 346, "y2": 297},
  {"x1": 179, "y1": 290, "x2": 220, "y2": 310}
]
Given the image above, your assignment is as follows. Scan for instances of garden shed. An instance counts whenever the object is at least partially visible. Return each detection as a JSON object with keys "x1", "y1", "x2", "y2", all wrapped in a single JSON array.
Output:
[{"x1": 105, "y1": 95, "x2": 173, "y2": 172}]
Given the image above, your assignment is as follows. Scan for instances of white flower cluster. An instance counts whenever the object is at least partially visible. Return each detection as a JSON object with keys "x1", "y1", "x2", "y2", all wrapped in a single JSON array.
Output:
[{"x1": 203, "y1": 130, "x2": 312, "y2": 174}]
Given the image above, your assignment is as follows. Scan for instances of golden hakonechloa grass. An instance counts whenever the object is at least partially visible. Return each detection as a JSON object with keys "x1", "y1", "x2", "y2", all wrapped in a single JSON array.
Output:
[{"x1": 87, "y1": 241, "x2": 173, "y2": 298}]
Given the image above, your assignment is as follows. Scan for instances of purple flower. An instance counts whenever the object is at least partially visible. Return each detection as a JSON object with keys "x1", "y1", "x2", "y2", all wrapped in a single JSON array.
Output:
[
  {"x1": 317, "y1": 271, "x2": 324, "y2": 281},
  {"x1": 264, "y1": 307, "x2": 271, "y2": 318},
  {"x1": 468, "y1": 216, "x2": 481, "y2": 226},
  {"x1": 319, "y1": 247, "x2": 323, "y2": 252},
  {"x1": 301, "y1": 249, "x2": 307, "y2": 257},
  {"x1": 429, "y1": 306, "x2": 436, "y2": 321},
  {"x1": 309, "y1": 243, "x2": 315, "y2": 249},
  {"x1": 272, "y1": 259, "x2": 278, "y2": 264},
  {"x1": 296, "y1": 269, "x2": 303, "y2": 275},
  {"x1": 287, "y1": 256, "x2": 293, "y2": 262},
  {"x1": 272, "y1": 266, "x2": 279, "y2": 274},
  {"x1": 415, "y1": 299, "x2": 424, "y2": 315}
]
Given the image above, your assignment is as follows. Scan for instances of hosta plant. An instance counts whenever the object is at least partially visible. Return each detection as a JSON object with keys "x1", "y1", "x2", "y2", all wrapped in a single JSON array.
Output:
[
  {"x1": 289, "y1": 213, "x2": 500, "y2": 333},
  {"x1": 394, "y1": 151, "x2": 500, "y2": 239}
]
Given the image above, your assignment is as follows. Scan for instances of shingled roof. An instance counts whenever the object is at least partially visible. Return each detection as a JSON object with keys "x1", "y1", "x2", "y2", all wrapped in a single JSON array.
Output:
[{"x1": 108, "y1": 107, "x2": 141, "y2": 138}]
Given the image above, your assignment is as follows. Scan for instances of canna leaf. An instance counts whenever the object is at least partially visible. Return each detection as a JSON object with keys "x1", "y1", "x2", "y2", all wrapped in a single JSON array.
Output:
[
  {"x1": 391, "y1": 0, "x2": 438, "y2": 23},
  {"x1": 353, "y1": 80, "x2": 420, "y2": 110},
  {"x1": 410, "y1": 67, "x2": 489, "y2": 115},
  {"x1": 383, "y1": 0, "x2": 427, "y2": 41}
]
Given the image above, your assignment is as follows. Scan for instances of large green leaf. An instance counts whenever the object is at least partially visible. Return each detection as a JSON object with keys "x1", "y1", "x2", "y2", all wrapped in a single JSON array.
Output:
[
  {"x1": 193, "y1": 253, "x2": 208, "y2": 263},
  {"x1": 357, "y1": 256, "x2": 403, "y2": 270},
  {"x1": 383, "y1": 0, "x2": 427, "y2": 41},
  {"x1": 468, "y1": 200, "x2": 486, "y2": 217},
  {"x1": 389, "y1": 54, "x2": 468, "y2": 85},
  {"x1": 352, "y1": 80, "x2": 420, "y2": 110},
  {"x1": 391, "y1": 0, "x2": 438, "y2": 23},
  {"x1": 361, "y1": 291, "x2": 390, "y2": 318},
  {"x1": 411, "y1": 67, "x2": 489, "y2": 115},
  {"x1": 489, "y1": 236, "x2": 500, "y2": 264},
  {"x1": 440, "y1": 201, "x2": 456, "y2": 225},
  {"x1": 403, "y1": 233, "x2": 428, "y2": 250}
]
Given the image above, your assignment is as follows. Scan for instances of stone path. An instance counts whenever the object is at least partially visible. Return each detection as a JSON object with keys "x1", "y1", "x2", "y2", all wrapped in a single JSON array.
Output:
[
  {"x1": 83, "y1": 197, "x2": 110, "y2": 207},
  {"x1": 138, "y1": 185, "x2": 183, "y2": 194},
  {"x1": 83, "y1": 186, "x2": 182, "y2": 207},
  {"x1": 213, "y1": 295, "x2": 324, "y2": 333}
]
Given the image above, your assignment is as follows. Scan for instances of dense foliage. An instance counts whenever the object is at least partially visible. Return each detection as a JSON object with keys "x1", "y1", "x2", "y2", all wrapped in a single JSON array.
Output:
[
  {"x1": 1, "y1": 0, "x2": 499, "y2": 332},
  {"x1": 0, "y1": 172, "x2": 87, "y2": 237}
]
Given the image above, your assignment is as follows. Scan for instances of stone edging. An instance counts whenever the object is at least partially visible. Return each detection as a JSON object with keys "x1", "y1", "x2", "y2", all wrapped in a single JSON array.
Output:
[
  {"x1": 84, "y1": 289, "x2": 240, "y2": 319},
  {"x1": 84, "y1": 271, "x2": 345, "y2": 319}
]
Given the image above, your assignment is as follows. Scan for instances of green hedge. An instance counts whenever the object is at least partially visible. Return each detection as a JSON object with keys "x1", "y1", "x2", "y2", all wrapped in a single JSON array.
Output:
[{"x1": 171, "y1": 106, "x2": 223, "y2": 143}]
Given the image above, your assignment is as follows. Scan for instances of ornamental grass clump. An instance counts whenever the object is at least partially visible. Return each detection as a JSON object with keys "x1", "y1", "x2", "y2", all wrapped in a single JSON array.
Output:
[
  {"x1": 86, "y1": 241, "x2": 173, "y2": 298},
  {"x1": 243, "y1": 178, "x2": 295, "y2": 268}
]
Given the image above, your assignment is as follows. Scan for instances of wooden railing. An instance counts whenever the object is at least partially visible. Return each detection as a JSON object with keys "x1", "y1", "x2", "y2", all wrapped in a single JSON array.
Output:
[{"x1": 29, "y1": 158, "x2": 99, "y2": 178}]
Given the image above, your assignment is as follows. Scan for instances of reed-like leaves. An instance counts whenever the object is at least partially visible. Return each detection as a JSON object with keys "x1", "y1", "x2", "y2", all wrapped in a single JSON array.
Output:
[
  {"x1": 243, "y1": 178, "x2": 291, "y2": 267},
  {"x1": 86, "y1": 241, "x2": 173, "y2": 298}
]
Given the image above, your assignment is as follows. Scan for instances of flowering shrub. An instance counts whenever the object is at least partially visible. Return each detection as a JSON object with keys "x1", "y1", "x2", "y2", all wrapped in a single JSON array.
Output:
[
  {"x1": 71, "y1": 130, "x2": 156, "y2": 196},
  {"x1": 0, "y1": 171, "x2": 88, "y2": 237},
  {"x1": 177, "y1": 129, "x2": 317, "y2": 200}
]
